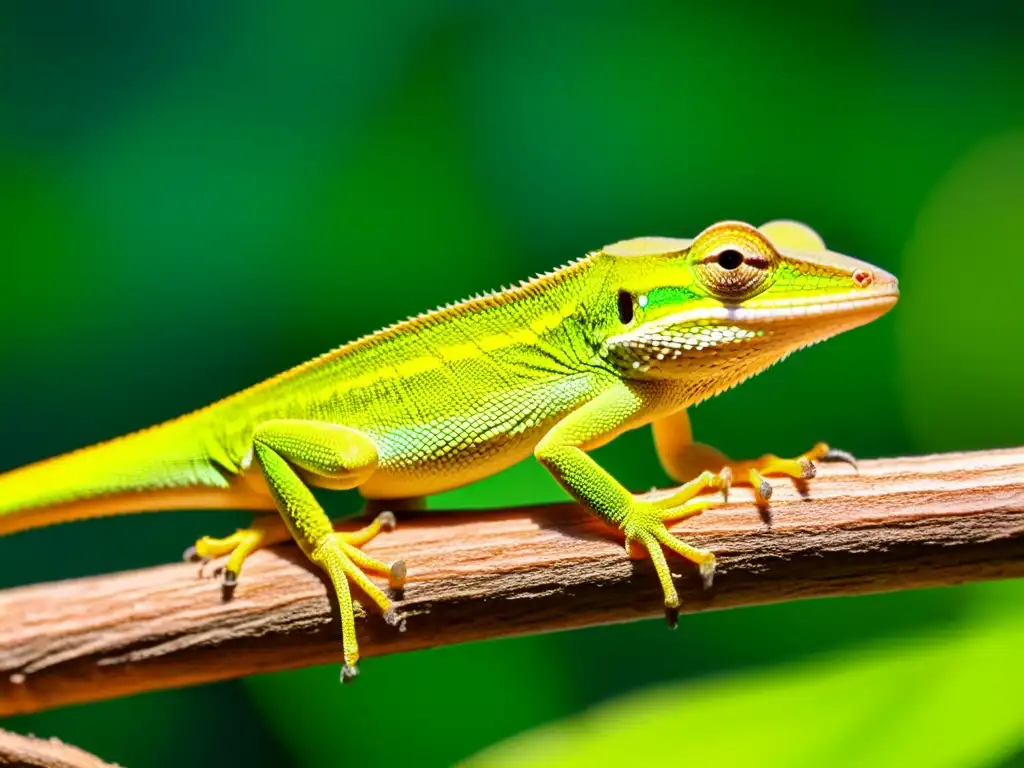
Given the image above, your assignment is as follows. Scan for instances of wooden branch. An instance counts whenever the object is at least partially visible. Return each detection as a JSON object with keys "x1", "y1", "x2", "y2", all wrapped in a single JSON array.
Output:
[
  {"x1": 0, "y1": 728, "x2": 119, "y2": 768},
  {"x1": 2, "y1": 448, "x2": 1022, "y2": 716}
]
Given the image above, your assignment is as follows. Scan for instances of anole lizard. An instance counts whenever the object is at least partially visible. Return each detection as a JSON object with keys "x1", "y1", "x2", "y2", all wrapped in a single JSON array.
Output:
[{"x1": 0, "y1": 220, "x2": 898, "y2": 680}]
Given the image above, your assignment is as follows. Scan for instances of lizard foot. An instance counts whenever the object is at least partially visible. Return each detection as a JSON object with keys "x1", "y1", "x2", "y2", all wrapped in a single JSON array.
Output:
[
  {"x1": 624, "y1": 471, "x2": 727, "y2": 628},
  {"x1": 715, "y1": 441, "x2": 857, "y2": 507},
  {"x1": 183, "y1": 511, "x2": 406, "y2": 600},
  {"x1": 311, "y1": 519, "x2": 407, "y2": 682},
  {"x1": 184, "y1": 517, "x2": 291, "y2": 592},
  {"x1": 626, "y1": 444, "x2": 854, "y2": 625}
]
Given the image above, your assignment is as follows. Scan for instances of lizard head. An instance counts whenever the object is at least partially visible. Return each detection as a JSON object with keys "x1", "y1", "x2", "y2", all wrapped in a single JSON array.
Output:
[{"x1": 594, "y1": 220, "x2": 899, "y2": 400}]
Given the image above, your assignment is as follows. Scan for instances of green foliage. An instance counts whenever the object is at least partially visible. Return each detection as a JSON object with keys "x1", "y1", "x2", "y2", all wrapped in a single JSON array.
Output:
[
  {"x1": 466, "y1": 581, "x2": 1024, "y2": 768},
  {"x1": 1, "y1": 1, "x2": 1022, "y2": 767},
  {"x1": 898, "y1": 133, "x2": 1024, "y2": 452}
]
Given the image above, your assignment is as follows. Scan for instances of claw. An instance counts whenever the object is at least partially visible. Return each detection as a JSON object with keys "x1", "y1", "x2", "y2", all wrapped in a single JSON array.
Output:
[
  {"x1": 665, "y1": 604, "x2": 680, "y2": 629},
  {"x1": 797, "y1": 457, "x2": 816, "y2": 480},
  {"x1": 822, "y1": 447, "x2": 858, "y2": 471},
  {"x1": 376, "y1": 510, "x2": 397, "y2": 531},
  {"x1": 389, "y1": 559, "x2": 407, "y2": 589},
  {"x1": 699, "y1": 559, "x2": 716, "y2": 590},
  {"x1": 341, "y1": 664, "x2": 359, "y2": 684},
  {"x1": 747, "y1": 469, "x2": 773, "y2": 506},
  {"x1": 220, "y1": 569, "x2": 238, "y2": 602},
  {"x1": 182, "y1": 545, "x2": 201, "y2": 562},
  {"x1": 718, "y1": 465, "x2": 734, "y2": 503}
]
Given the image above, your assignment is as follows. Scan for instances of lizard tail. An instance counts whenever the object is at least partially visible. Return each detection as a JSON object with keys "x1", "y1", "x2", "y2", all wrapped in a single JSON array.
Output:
[{"x1": 0, "y1": 415, "x2": 262, "y2": 536}]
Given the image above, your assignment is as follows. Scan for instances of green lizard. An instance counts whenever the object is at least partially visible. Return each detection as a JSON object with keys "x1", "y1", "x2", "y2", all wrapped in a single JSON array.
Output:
[{"x1": 0, "y1": 219, "x2": 898, "y2": 681}]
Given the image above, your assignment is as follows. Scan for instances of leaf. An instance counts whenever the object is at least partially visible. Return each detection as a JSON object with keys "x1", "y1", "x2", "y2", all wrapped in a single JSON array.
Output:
[{"x1": 464, "y1": 610, "x2": 1024, "y2": 768}]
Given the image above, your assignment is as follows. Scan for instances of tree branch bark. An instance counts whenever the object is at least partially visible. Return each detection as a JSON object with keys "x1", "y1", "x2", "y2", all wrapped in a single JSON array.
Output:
[
  {"x1": 0, "y1": 728, "x2": 119, "y2": 768},
  {"x1": 1, "y1": 447, "x2": 1022, "y2": 716}
]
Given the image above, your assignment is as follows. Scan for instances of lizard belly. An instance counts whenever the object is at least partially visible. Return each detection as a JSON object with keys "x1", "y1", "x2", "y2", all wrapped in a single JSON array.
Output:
[
  {"x1": 357, "y1": 427, "x2": 542, "y2": 499},
  {"x1": 355, "y1": 374, "x2": 601, "y2": 499}
]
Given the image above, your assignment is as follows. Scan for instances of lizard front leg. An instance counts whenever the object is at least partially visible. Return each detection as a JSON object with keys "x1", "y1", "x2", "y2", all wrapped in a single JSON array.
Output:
[
  {"x1": 652, "y1": 407, "x2": 856, "y2": 506},
  {"x1": 190, "y1": 419, "x2": 405, "y2": 681},
  {"x1": 535, "y1": 383, "x2": 725, "y2": 627}
]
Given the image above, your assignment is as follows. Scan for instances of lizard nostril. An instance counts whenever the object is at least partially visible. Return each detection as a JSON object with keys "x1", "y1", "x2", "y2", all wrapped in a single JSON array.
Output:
[{"x1": 853, "y1": 269, "x2": 873, "y2": 288}]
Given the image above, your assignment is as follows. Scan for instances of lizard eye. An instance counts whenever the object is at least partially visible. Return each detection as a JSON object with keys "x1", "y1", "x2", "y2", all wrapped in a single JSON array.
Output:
[
  {"x1": 717, "y1": 249, "x2": 743, "y2": 270},
  {"x1": 690, "y1": 222, "x2": 778, "y2": 299},
  {"x1": 617, "y1": 290, "x2": 634, "y2": 324}
]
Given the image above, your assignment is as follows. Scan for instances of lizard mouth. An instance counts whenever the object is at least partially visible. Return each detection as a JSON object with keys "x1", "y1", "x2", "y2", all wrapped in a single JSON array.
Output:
[
  {"x1": 729, "y1": 288, "x2": 900, "y2": 324},
  {"x1": 604, "y1": 283, "x2": 899, "y2": 376}
]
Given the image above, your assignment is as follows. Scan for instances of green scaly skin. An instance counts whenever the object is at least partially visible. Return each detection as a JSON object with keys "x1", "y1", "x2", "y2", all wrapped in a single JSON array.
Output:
[{"x1": 0, "y1": 219, "x2": 899, "y2": 679}]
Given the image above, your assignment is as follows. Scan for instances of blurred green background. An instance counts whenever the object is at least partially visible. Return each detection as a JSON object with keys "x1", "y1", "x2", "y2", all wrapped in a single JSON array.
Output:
[{"x1": 2, "y1": 1, "x2": 1023, "y2": 766}]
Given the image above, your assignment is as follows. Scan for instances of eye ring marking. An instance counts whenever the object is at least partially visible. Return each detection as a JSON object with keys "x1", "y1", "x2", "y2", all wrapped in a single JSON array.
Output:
[
  {"x1": 690, "y1": 221, "x2": 780, "y2": 299},
  {"x1": 696, "y1": 246, "x2": 774, "y2": 297},
  {"x1": 617, "y1": 290, "x2": 634, "y2": 324}
]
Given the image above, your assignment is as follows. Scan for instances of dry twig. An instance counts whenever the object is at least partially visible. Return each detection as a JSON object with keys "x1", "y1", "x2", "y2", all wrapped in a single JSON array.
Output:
[
  {"x1": 0, "y1": 728, "x2": 119, "y2": 768},
  {"x1": 1, "y1": 447, "x2": 1022, "y2": 716}
]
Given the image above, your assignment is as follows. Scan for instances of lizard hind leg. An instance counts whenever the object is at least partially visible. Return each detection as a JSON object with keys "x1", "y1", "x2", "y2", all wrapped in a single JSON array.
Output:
[
  {"x1": 653, "y1": 408, "x2": 857, "y2": 507},
  {"x1": 183, "y1": 510, "x2": 403, "y2": 592},
  {"x1": 221, "y1": 419, "x2": 404, "y2": 681}
]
